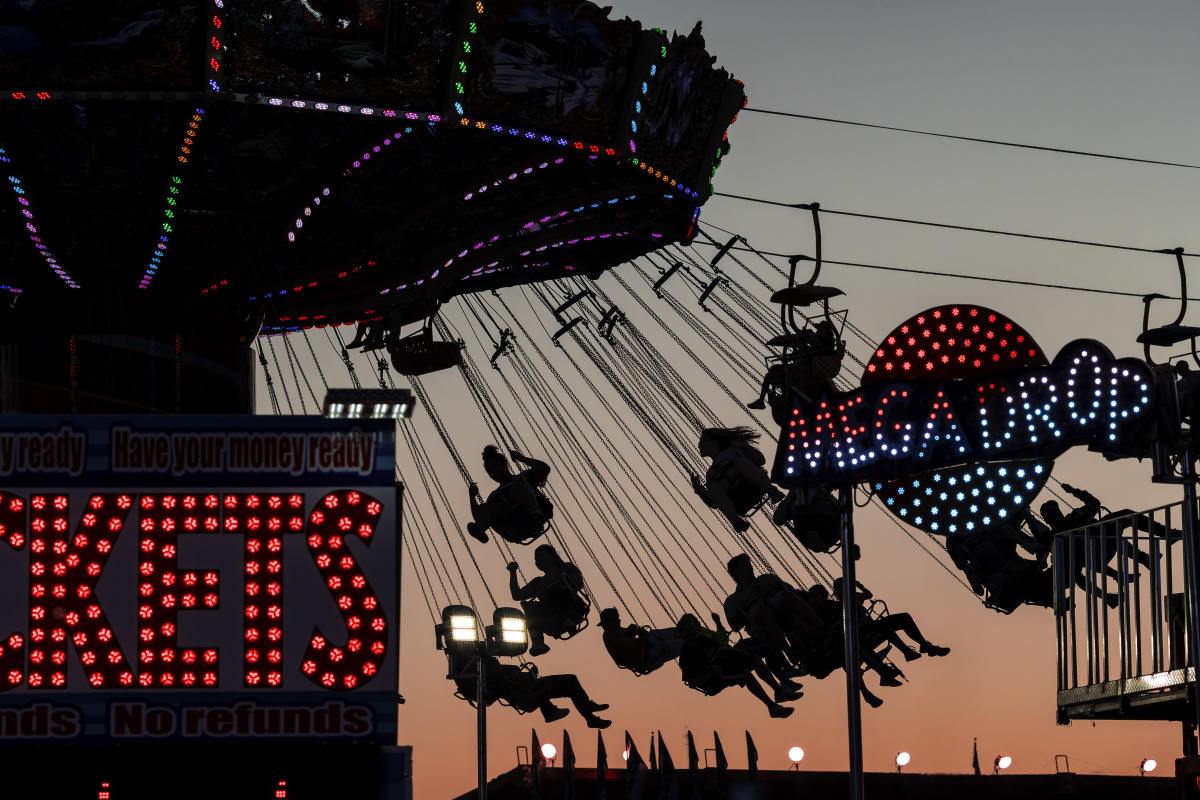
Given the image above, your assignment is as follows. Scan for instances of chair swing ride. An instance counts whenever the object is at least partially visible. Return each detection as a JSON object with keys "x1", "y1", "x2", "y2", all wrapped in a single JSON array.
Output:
[{"x1": 2, "y1": 0, "x2": 1190, "y2": 742}]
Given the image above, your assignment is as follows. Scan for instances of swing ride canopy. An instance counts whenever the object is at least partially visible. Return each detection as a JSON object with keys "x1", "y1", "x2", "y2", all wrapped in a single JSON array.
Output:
[{"x1": 0, "y1": 0, "x2": 744, "y2": 414}]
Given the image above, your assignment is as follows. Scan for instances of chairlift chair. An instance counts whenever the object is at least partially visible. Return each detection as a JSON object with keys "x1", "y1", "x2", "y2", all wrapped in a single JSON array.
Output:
[{"x1": 1137, "y1": 249, "x2": 1200, "y2": 364}]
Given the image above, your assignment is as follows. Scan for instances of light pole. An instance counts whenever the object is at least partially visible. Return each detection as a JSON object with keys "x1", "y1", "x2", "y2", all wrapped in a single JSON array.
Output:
[{"x1": 435, "y1": 605, "x2": 529, "y2": 800}]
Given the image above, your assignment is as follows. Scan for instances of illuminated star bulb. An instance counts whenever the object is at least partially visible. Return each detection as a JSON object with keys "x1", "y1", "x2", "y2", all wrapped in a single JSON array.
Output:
[
  {"x1": 788, "y1": 746, "x2": 805, "y2": 763},
  {"x1": 896, "y1": 751, "x2": 911, "y2": 767},
  {"x1": 995, "y1": 755, "x2": 1012, "y2": 771},
  {"x1": 541, "y1": 743, "x2": 557, "y2": 761}
]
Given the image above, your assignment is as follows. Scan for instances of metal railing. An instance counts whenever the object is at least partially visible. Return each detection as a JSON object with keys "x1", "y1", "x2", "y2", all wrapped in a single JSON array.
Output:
[{"x1": 1054, "y1": 502, "x2": 1191, "y2": 698}]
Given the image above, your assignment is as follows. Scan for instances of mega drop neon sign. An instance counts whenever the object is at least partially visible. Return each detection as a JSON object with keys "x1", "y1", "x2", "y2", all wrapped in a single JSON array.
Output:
[
  {"x1": 773, "y1": 305, "x2": 1159, "y2": 535},
  {"x1": 0, "y1": 417, "x2": 398, "y2": 743}
]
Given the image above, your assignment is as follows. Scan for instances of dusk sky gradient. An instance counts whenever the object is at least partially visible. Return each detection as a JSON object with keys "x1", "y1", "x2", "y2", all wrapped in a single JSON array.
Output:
[{"x1": 265, "y1": 2, "x2": 1200, "y2": 796}]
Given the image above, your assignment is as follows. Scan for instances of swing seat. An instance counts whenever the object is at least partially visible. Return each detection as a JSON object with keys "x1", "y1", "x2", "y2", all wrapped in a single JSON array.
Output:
[
  {"x1": 724, "y1": 475, "x2": 776, "y2": 518},
  {"x1": 487, "y1": 479, "x2": 553, "y2": 544},
  {"x1": 388, "y1": 330, "x2": 461, "y2": 376},
  {"x1": 455, "y1": 663, "x2": 540, "y2": 713},
  {"x1": 547, "y1": 592, "x2": 591, "y2": 640}
]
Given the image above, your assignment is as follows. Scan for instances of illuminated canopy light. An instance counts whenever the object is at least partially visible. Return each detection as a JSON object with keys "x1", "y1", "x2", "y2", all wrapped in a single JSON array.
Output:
[{"x1": 323, "y1": 388, "x2": 415, "y2": 420}]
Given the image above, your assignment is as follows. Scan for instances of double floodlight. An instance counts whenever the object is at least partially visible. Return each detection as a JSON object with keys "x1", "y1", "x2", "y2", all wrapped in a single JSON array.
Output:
[
  {"x1": 434, "y1": 605, "x2": 528, "y2": 657},
  {"x1": 487, "y1": 607, "x2": 528, "y2": 657},
  {"x1": 323, "y1": 388, "x2": 416, "y2": 420}
]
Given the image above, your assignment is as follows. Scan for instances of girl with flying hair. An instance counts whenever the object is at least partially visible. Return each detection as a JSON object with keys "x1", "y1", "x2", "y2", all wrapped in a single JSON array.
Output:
[{"x1": 691, "y1": 426, "x2": 784, "y2": 532}]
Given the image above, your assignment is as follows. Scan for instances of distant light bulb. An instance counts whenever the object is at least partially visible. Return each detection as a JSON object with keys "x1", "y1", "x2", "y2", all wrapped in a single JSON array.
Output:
[
  {"x1": 541, "y1": 743, "x2": 556, "y2": 760},
  {"x1": 788, "y1": 747, "x2": 804, "y2": 763},
  {"x1": 896, "y1": 752, "x2": 910, "y2": 767}
]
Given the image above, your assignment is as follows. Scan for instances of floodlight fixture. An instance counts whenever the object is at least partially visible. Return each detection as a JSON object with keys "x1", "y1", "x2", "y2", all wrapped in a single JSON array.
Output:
[
  {"x1": 323, "y1": 387, "x2": 416, "y2": 420},
  {"x1": 994, "y1": 755, "x2": 1012, "y2": 774},
  {"x1": 896, "y1": 751, "x2": 910, "y2": 773},
  {"x1": 436, "y1": 605, "x2": 481, "y2": 651},
  {"x1": 485, "y1": 607, "x2": 528, "y2": 657},
  {"x1": 1140, "y1": 758, "x2": 1157, "y2": 776}
]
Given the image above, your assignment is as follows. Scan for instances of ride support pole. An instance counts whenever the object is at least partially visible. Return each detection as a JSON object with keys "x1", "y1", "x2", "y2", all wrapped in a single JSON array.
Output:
[
  {"x1": 837, "y1": 487, "x2": 865, "y2": 800},
  {"x1": 1182, "y1": 451, "x2": 1200, "y2": 746},
  {"x1": 478, "y1": 651, "x2": 488, "y2": 800}
]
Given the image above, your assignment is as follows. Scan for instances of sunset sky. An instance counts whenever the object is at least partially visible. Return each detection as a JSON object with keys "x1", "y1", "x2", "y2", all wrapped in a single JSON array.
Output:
[{"x1": 261, "y1": 2, "x2": 1200, "y2": 796}]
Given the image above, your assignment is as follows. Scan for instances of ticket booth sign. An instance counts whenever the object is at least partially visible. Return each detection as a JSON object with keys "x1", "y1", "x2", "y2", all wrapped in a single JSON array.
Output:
[{"x1": 0, "y1": 416, "x2": 399, "y2": 744}]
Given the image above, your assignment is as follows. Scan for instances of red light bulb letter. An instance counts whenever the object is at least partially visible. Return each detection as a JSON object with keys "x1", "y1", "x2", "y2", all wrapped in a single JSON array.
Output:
[
  {"x1": 0, "y1": 493, "x2": 27, "y2": 690},
  {"x1": 239, "y1": 493, "x2": 304, "y2": 688},
  {"x1": 301, "y1": 490, "x2": 386, "y2": 690},
  {"x1": 29, "y1": 494, "x2": 134, "y2": 689},
  {"x1": 136, "y1": 495, "x2": 220, "y2": 688}
]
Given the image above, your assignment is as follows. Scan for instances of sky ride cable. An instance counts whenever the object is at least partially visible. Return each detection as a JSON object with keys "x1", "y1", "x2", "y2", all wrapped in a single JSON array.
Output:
[
  {"x1": 265, "y1": 336, "x2": 295, "y2": 414},
  {"x1": 738, "y1": 106, "x2": 1200, "y2": 171},
  {"x1": 693, "y1": 225, "x2": 1200, "y2": 303},
  {"x1": 712, "y1": 192, "x2": 1200, "y2": 259}
]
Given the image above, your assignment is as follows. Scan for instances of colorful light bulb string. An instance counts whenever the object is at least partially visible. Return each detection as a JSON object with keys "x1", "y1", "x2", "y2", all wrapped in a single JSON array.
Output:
[
  {"x1": 0, "y1": 145, "x2": 79, "y2": 289},
  {"x1": 138, "y1": 108, "x2": 205, "y2": 289}
]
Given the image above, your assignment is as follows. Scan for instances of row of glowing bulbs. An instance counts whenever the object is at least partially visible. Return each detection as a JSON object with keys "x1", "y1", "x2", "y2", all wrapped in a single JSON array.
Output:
[
  {"x1": 882, "y1": 462, "x2": 1045, "y2": 533},
  {"x1": 532, "y1": 745, "x2": 1158, "y2": 775}
]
